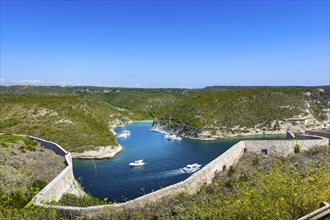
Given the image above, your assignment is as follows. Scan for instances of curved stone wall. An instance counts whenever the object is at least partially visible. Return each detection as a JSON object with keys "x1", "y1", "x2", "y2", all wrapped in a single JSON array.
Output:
[{"x1": 28, "y1": 136, "x2": 85, "y2": 204}]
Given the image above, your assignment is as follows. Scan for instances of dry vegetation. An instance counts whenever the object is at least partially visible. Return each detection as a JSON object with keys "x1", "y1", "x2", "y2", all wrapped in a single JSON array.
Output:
[
  {"x1": 0, "y1": 134, "x2": 66, "y2": 193},
  {"x1": 0, "y1": 134, "x2": 66, "y2": 214}
]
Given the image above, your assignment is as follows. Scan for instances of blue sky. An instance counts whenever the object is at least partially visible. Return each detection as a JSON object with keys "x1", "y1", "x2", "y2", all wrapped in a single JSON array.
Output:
[{"x1": 1, "y1": 0, "x2": 329, "y2": 88}]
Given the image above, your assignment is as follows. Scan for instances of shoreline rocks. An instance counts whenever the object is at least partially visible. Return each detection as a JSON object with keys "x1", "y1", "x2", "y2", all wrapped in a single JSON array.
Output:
[
  {"x1": 71, "y1": 145, "x2": 123, "y2": 160},
  {"x1": 152, "y1": 118, "x2": 327, "y2": 141}
]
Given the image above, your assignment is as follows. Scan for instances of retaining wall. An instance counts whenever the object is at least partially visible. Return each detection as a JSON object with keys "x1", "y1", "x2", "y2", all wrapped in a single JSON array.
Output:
[
  {"x1": 306, "y1": 130, "x2": 330, "y2": 139},
  {"x1": 245, "y1": 139, "x2": 328, "y2": 157},
  {"x1": 28, "y1": 136, "x2": 85, "y2": 204},
  {"x1": 30, "y1": 136, "x2": 329, "y2": 217}
]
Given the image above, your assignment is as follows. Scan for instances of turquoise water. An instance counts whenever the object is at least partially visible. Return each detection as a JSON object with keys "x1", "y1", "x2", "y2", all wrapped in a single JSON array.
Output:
[{"x1": 73, "y1": 122, "x2": 285, "y2": 202}]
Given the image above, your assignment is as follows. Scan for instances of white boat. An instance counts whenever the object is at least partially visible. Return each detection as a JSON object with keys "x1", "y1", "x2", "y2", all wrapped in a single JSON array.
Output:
[
  {"x1": 150, "y1": 127, "x2": 160, "y2": 132},
  {"x1": 183, "y1": 163, "x2": 202, "y2": 173},
  {"x1": 117, "y1": 132, "x2": 129, "y2": 138},
  {"x1": 171, "y1": 135, "x2": 182, "y2": 141},
  {"x1": 116, "y1": 129, "x2": 131, "y2": 138},
  {"x1": 165, "y1": 134, "x2": 182, "y2": 141},
  {"x1": 129, "y1": 160, "x2": 145, "y2": 167},
  {"x1": 122, "y1": 129, "x2": 131, "y2": 136},
  {"x1": 159, "y1": 130, "x2": 169, "y2": 135},
  {"x1": 151, "y1": 127, "x2": 168, "y2": 135}
]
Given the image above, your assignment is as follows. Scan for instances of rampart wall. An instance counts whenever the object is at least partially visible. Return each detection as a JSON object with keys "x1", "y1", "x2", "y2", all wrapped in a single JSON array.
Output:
[
  {"x1": 28, "y1": 136, "x2": 85, "y2": 205},
  {"x1": 306, "y1": 130, "x2": 330, "y2": 139}
]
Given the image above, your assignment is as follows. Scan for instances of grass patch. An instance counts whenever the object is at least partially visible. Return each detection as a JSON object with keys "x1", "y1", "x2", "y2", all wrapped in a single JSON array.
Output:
[
  {"x1": 51, "y1": 193, "x2": 107, "y2": 207},
  {"x1": 0, "y1": 134, "x2": 37, "y2": 148}
]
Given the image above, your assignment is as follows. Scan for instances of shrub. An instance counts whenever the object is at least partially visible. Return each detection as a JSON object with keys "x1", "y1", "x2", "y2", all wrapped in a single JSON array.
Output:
[
  {"x1": 294, "y1": 144, "x2": 301, "y2": 154},
  {"x1": 227, "y1": 166, "x2": 235, "y2": 177},
  {"x1": 29, "y1": 180, "x2": 47, "y2": 192},
  {"x1": 252, "y1": 156, "x2": 260, "y2": 166},
  {"x1": 52, "y1": 193, "x2": 105, "y2": 207}
]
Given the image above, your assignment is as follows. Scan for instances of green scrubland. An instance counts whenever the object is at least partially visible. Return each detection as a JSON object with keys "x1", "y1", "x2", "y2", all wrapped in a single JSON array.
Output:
[
  {"x1": 156, "y1": 88, "x2": 329, "y2": 136},
  {"x1": 0, "y1": 96, "x2": 133, "y2": 152}
]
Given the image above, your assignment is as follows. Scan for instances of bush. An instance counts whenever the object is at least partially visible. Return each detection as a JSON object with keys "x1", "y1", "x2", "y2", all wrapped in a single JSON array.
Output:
[
  {"x1": 29, "y1": 180, "x2": 47, "y2": 192},
  {"x1": 252, "y1": 156, "x2": 260, "y2": 166},
  {"x1": 52, "y1": 193, "x2": 105, "y2": 207},
  {"x1": 294, "y1": 144, "x2": 301, "y2": 154}
]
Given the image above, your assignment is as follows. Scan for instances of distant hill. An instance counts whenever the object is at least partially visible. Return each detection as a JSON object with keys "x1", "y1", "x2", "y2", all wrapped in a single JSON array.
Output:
[
  {"x1": 0, "y1": 96, "x2": 134, "y2": 152},
  {"x1": 0, "y1": 86, "x2": 191, "y2": 119},
  {"x1": 155, "y1": 88, "x2": 329, "y2": 138},
  {"x1": 1, "y1": 86, "x2": 329, "y2": 144},
  {"x1": 75, "y1": 87, "x2": 191, "y2": 119}
]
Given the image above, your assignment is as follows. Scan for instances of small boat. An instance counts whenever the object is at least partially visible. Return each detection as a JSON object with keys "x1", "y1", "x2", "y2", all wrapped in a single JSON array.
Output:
[
  {"x1": 117, "y1": 132, "x2": 128, "y2": 138},
  {"x1": 150, "y1": 127, "x2": 160, "y2": 132},
  {"x1": 116, "y1": 129, "x2": 131, "y2": 138},
  {"x1": 122, "y1": 129, "x2": 131, "y2": 136},
  {"x1": 183, "y1": 163, "x2": 202, "y2": 173},
  {"x1": 159, "y1": 130, "x2": 169, "y2": 135},
  {"x1": 129, "y1": 160, "x2": 145, "y2": 167},
  {"x1": 165, "y1": 134, "x2": 182, "y2": 141},
  {"x1": 151, "y1": 127, "x2": 168, "y2": 135},
  {"x1": 117, "y1": 132, "x2": 129, "y2": 138}
]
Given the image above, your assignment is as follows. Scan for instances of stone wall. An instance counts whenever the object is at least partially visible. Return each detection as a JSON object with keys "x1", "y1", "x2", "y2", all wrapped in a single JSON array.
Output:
[
  {"x1": 306, "y1": 130, "x2": 330, "y2": 139},
  {"x1": 245, "y1": 139, "x2": 328, "y2": 157},
  {"x1": 30, "y1": 136, "x2": 329, "y2": 217},
  {"x1": 28, "y1": 136, "x2": 85, "y2": 205}
]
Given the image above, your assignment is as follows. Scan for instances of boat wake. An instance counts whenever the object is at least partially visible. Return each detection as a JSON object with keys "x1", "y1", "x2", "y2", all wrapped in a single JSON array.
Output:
[{"x1": 157, "y1": 168, "x2": 186, "y2": 178}]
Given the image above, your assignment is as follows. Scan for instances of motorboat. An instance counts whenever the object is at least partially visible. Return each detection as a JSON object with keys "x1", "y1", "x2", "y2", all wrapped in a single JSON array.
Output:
[
  {"x1": 122, "y1": 129, "x2": 131, "y2": 136},
  {"x1": 129, "y1": 160, "x2": 145, "y2": 167},
  {"x1": 170, "y1": 135, "x2": 182, "y2": 141},
  {"x1": 117, "y1": 132, "x2": 128, "y2": 138},
  {"x1": 116, "y1": 129, "x2": 131, "y2": 138},
  {"x1": 165, "y1": 134, "x2": 182, "y2": 141},
  {"x1": 151, "y1": 127, "x2": 168, "y2": 135},
  {"x1": 150, "y1": 127, "x2": 160, "y2": 132},
  {"x1": 117, "y1": 132, "x2": 129, "y2": 138},
  {"x1": 183, "y1": 163, "x2": 202, "y2": 173}
]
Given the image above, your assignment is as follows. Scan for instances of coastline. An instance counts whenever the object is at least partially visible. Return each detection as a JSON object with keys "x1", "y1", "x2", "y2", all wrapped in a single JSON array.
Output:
[
  {"x1": 71, "y1": 144, "x2": 123, "y2": 160},
  {"x1": 151, "y1": 122, "x2": 289, "y2": 141},
  {"x1": 186, "y1": 131, "x2": 286, "y2": 141},
  {"x1": 128, "y1": 119, "x2": 154, "y2": 123}
]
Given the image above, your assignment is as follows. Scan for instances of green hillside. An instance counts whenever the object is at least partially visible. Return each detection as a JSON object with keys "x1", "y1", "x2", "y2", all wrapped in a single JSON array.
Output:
[
  {"x1": 75, "y1": 87, "x2": 190, "y2": 119},
  {"x1": 1, "y1": 86, "x2": 328, "y2": 146},
  {"x1": 0, "y1": 86, "x2": 191, "y2": 119},
  {"x1": 156, "y1": 88, "x2": 329, "y2": 137},
  {"x1": 0, "y1": 96, "x2": 134, "y2": 152}
]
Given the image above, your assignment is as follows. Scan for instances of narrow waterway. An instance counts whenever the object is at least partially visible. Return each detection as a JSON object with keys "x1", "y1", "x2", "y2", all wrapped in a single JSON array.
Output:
[{"x1": 73, "y1": 122, "x2": 286, "y2": 202}]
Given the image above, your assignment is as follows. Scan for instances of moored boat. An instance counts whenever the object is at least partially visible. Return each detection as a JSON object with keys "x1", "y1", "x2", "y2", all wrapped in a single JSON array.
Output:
[
  {"x1": 129, "y1": 160, "x2": 145, "y2": 167},
  {"x1": 165, "y1": 134, "x2": 182, "y2": 141},
  {"x1": 117, "y1": 129, "x2": 131, "y2": 138}
]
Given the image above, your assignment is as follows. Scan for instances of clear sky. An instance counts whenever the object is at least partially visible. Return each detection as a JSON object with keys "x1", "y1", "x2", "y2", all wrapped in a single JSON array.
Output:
[{"x1": 1, "y1": 0, "x2": 329, "y2": 88}]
